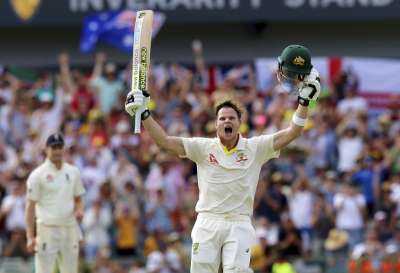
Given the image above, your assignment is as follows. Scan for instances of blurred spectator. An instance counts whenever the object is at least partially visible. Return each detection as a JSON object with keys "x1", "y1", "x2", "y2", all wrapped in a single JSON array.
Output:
[
  {"x1": 90, "y1": 52, "x2": 124, "y2": 115},
  {"x1": 288, "y1": 176, "x2": 315, "y2": 254},
  {"x1": 277, "y1": 215, "x2": 302, "y2": 259},
  {"x1": 0, "y1": 181, "x2": 25, "y2": 233},
  {"x1": 333, "y1": 181, "x2": 367, "y2": 250},
  {"x1": 351, "y1": 157, "x2": 380, "y2": 216},
  {"x1": 352, "y1": 229, "x2": 384, "y2": 271},
  {"x1": 0, "y1": 134, "x2": 17, "y2": 175},
  {"x1": 337, "y1": 125, "x2": 363, "y2": 174},
  {"x1": 324, "y1": 229, "x2": 349, "y2": 273},
  {"x1": 145, "y1": 189, "x2": 173, "y2": 234},
  {"x1": 82, "y1": 199, "x2": 112, "y2": 261},
  {"x1": 254, "y1": 175, "x2": 288, "y2": 224},
  {"x1": 114, "y1": 203, "x2": 139, "y2": 257},
  {"x1": 2, "y1": 228, "x2": 29, "y2": 258},
  {"x1": 336, "y1": 70, "x2": 366, "y2": 116},
  {"x1": 108, "y1": 149, "x2": 142, "y2": 195}
]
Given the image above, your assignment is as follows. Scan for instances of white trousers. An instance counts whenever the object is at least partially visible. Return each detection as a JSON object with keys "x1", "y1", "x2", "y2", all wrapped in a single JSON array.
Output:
[
  {"x1": 190, "y1": 213, "x2": 256, "y2": 273},
  {"x1": 35, "y1": 224, "x2": 81, "y2": 273}
]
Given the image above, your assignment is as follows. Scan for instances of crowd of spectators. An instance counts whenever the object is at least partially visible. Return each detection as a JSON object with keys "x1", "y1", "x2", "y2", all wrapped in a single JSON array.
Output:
[{"x1": 0, "y1": 41, "x2": 399, "y2": 273}]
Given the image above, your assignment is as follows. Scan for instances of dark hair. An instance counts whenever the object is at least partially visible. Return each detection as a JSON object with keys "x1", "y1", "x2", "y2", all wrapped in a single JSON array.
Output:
[{"x1": 215, "y1": 100, "x2": 242, "y2": 120}]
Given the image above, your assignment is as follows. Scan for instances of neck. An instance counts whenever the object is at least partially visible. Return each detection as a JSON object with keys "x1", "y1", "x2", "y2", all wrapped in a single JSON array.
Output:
[
  {"x1": 50, "y1": 159, "x2": 63, "y2": 170},
  {"x1": 220, "y1": 134, "x2": 239, "y2": 151}
]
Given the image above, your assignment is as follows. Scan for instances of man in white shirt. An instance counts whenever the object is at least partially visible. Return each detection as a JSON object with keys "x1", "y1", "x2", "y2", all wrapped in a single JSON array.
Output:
[
  {"x1": 333, "y1": 182, "x2": 366, "y2": 250},
  {"x1": 125, "y1": 45, "x2": 321, "y2": 273},
  {"x1": 25, "y1": 133, "x2": 85, "y2": 273}
]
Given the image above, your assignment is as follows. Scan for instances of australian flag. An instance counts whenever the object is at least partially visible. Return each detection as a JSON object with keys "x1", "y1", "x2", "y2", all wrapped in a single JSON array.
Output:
[{"x1": 80, "y1": 10, "x2": 165, "y2": 53}]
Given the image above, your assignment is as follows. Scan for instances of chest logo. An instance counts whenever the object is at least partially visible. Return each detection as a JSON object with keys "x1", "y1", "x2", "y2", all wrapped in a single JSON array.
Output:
[
  {"x1": 46, "y1": 174, "x2": 54, "y2": 182},
  {"x1": 208, "y1": 153, "x2": 219, "y2": 165},
  {"x1": 236, "y1": 152, "x2": 248, "y2": 164}
]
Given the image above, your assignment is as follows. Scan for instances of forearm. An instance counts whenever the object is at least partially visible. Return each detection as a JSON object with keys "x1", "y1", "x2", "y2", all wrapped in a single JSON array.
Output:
[
  {"x1": 143, "y1": 116, "x2": 169, "y2": 146},
  {"x1": 74, "y1": 196, "x2": 84, "y2": 212},
  {"x1": 272, "y1": 104, "x2": 308, "y2": 150},
  {"x1": 25, "y1": 203, "x2": 36, "y2": 240},
  {"x1": 289, "y1": 104, "x2": 308, "y2": 136}
]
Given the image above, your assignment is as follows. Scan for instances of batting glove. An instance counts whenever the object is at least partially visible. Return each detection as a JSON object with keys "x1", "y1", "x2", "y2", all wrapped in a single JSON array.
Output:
[
  {"x1": 125, "y1": 90, "x2": 150, "y2": 117},
  {"x1": 298, "y1": 68, "x2": 321, "y2": 106}
]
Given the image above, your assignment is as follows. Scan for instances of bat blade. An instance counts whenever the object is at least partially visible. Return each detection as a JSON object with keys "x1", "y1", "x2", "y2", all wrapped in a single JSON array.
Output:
[{"x1": 131, "y1": 10, "x2": 153, "y2": 134}]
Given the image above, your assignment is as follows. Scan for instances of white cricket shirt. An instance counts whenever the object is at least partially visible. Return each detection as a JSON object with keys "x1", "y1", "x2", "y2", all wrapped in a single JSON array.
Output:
[
  {"x1": 26, "y1": 159, "x2": 85, "y2": 226},
  {"x1": 182, "y1": 135, "x2": 279, "y2": 216}
]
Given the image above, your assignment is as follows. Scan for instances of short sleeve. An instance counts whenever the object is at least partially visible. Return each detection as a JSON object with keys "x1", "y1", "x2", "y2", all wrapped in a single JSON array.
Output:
[
  {"x1": 356, "y1": 195, "x2": 366, "y2": 207},
  {"x1": 73, "y1": 167, "x2": 85, "y2": 197},
  {"x1": 89, "y1": 77, "x2": 102, "y2": 89},
  {"x1": 1, "y1": 196, "x2": 13, "y2": 210},
  {"x1": 333, "y1": 194, "x2": 343, "y2": 209},
  {"x1": 26, "y1": 171, "x2": 40, "y2": 201},
  {"x1": 253, "y1": 134, "x2": 280, "y2": 164},
  {"x1": 181, "y1": 137, "x2": 210, "y2": 163}
]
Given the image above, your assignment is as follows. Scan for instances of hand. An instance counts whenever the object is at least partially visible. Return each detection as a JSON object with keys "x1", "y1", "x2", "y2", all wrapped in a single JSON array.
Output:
[
  {"x1": 74, "y1": 208, "x2": 84, "y2": 222},
  {"x1": 95, "y1": 51, "x2": 106, "y2": 64},
  {"x1": 58, "y1": 52, "x2": 69, "y2": 66},
  {"x1": 298, "y1": 68, "x2": 321, "y2": 104},
  {"x1": 125, "y1": 90, "x2": 150, "y2": 117},
  {"x1": 26, "y1": 237, "x2": 37, "y2": 254},
  {"x1": 192, "y1": 40, "x2": 203, "y2": 55}
]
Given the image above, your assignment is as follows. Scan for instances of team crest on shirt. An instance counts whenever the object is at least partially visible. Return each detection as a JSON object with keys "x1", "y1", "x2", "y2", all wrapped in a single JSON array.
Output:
[
  {"x1": 46, "y1": 174, "x2": 54, "y2": 182},
  {"x1": 65, "y1": 173, "x2": 70, "y2": 183},
  {"x1": 208, "y1": 153, "x2": 219, "y2": 165},
  {"x1": 192, "y1": 243, "x2": 199, "y2": 254},
  {"x1": 236, "y1": 152, "x2": 248, "y2": 164}
]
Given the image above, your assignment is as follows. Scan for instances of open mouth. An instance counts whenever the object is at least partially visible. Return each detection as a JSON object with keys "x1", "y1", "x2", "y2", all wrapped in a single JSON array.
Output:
[{"x1": 224, "y1": 127, "x2": 233, "y2": 134}]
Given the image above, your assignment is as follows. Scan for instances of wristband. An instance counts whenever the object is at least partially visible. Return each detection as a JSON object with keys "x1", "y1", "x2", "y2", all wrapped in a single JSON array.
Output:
[
  {"x1": 292, "y1": 113, "x2": 306, "y2": 127},
  {"x1": 297, "y1": 96, "x2": 309, "y2": 106},
  {"x1": 141, "y1": 109, "x2": 151, "y2": 121}
]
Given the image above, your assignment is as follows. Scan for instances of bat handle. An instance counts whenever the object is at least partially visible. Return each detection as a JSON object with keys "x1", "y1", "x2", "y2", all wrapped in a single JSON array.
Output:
[{"x1": 134, "y1": 109, "x2": 142, "y2": 134}]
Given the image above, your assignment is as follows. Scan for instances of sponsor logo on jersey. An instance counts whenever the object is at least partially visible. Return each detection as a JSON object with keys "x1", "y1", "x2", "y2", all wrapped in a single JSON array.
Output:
[
  {"x1": 208, "y1": 153, "x2": 219, "y2": 165},
  {"x1": 46, "y1": 174, "x2": 54, "y2": 182}
]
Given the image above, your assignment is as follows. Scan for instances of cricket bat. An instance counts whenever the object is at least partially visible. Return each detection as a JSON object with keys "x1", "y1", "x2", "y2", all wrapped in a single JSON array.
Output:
[{"x1": 131, "y1": 10, "x2": 153, "y2": 134}]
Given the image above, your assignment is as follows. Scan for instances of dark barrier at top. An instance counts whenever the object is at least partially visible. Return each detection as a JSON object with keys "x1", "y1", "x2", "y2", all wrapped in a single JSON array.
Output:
[{"x1": 1, "y1": 0, "x2": 400, "y2": 26}]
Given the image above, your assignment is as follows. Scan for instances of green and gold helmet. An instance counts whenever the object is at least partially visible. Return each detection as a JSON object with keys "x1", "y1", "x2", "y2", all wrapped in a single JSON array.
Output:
[{"x1": 278, "y1": 45, "x2": 313, "y2": 83}]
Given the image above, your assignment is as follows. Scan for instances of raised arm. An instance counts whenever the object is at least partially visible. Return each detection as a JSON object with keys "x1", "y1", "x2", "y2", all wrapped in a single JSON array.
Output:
[
  {"x1": 142, "y1": 116, "x2": 186, "y2": 157},
  {"x1": 125, "y1": 87, "x2": 186, "y2": 157},
  {"x1": 58, "y1": 52, "x2": 75, "y2": 93},
  {"x1": 273, "y1": 105, "x2": 308, "y2": 151},
  {"x1": 92, "y1": 51, "x2": 106, "y2": 79},
  {"x1": 273, "y1": 68, "x2": 320, "y2": 151}
]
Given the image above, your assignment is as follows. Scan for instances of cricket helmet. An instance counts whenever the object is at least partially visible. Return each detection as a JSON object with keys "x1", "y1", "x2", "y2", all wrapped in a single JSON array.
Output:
[{"x1": 278, "y1": 44, "x2": 313, "y2": 83}]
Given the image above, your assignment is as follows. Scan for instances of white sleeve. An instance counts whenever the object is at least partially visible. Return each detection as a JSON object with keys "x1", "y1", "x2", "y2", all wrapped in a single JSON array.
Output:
[
  {"x1": 1, "y1": 196, "x2": 13, "y2": 211},
  {"x1": 356, "y1": 195, "x2": 366, "y2": 207},
  {"x1": 181, "y1": 137, "x2": 210, "y2": 163},
  {"x1": 251, "y1": 134, "x2": 280, "y2": 164},
  {"x1": 73, "y1": 167, "x2": 85, "y2": 197},
  {"x1": 333, "y1": 194, "x2": 343, "y2": 209},
  {"x1": 26, "y1": 170, "x2": 41, "y2": 202}
]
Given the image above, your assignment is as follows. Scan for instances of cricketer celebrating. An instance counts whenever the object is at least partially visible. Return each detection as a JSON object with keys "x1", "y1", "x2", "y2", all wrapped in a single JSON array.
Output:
[
  {"x1": 25, "y1": 133, "x2": 85, "y2": 273},
  {"x1": 125, "y1": 45, "x2": 320, "y2": 273}
]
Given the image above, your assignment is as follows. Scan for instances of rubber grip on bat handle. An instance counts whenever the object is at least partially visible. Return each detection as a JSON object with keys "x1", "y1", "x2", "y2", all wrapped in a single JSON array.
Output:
[{"x1": 134, "y1": 110, "x2": 141, "y2": 134}]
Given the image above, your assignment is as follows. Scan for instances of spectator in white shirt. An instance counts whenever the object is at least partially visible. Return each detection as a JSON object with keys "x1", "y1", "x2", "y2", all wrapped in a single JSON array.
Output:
[
  {"x1": 0, "y1": 181, "x2": 26, "y2": 232},
  {"x1": 334, "y1": 182, "x2": 366, "y2": 250},
  {"x1": 337, "y1": 126, "x2": 363, "y2": 174},
  {"x1": 82, "y1": 198, "x2": 112, "y2": 261},
  {"x1": 289, "y1": 177, "x2": 316, "y2": 254}
]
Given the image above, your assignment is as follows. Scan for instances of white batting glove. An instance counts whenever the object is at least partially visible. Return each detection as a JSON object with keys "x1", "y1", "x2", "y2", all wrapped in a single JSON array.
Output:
[
  {"x1": 125, "y1": 90, "x2": 149, "y2": 117},
  {"x1": 298, "y1": 68, "x2": 321, "y2": 106}
]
